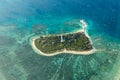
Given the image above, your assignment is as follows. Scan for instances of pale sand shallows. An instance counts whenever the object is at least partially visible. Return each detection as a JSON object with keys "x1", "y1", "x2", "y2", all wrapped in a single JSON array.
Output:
[{"x1": 29, "y1": 29, "x2": 96, "y2": 56}]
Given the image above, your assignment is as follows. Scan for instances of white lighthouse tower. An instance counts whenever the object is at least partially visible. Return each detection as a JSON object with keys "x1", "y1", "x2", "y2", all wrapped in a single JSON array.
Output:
[
  {"x1": 60, "y1": 28, "x2": 64, "y2": 43},
  {"x1": 60, "y1": 34, "x2": 64, "y2": 42}
]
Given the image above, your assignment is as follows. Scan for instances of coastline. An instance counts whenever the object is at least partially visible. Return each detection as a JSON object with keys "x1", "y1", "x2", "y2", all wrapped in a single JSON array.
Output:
[{"x1": 29, "y1": 29, "x2": 96, "y2": 56}]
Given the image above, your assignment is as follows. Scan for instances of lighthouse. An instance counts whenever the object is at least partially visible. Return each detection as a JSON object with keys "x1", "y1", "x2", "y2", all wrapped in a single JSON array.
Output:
[{"x1": 60, "y1": 34, "x2": 64, "y2": 42}]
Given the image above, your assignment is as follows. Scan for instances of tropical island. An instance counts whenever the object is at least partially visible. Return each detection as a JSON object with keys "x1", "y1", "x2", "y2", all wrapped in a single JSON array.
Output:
[{"x1": 30, "y1": 20, "x2": 95, "y2": 56}]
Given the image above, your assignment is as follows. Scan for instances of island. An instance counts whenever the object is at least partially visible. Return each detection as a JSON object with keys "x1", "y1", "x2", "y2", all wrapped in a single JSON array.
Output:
[{"x1": 30, "y1": 20, "x2": 95, "y2": 56}]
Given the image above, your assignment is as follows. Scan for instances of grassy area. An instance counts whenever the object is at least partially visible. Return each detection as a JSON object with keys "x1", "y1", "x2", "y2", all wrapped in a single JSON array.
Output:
[{"x1": 34, "y1": 32, "x2": 93, "y2": 54}]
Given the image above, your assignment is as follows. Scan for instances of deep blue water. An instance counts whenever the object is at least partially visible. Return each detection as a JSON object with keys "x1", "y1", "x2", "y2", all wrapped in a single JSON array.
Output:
[
  {"x1": 0, "y1": 0, "x2": 120, "y2": 38},
  {"x1": 0, "y1": 0, "x2": 120, "y2": 80}
]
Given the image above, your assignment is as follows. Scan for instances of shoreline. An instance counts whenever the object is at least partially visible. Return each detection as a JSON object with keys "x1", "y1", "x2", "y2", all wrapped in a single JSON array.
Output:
[
  {"x1": 33, "y1": 29, "x2": 84, "y2": 37},
  {"x1": 30, "y1": 29, "x2": 96, "y2": 56}
]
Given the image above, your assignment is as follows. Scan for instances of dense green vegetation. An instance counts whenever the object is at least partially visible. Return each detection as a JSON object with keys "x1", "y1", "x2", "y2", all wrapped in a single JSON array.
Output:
[{"x1": 35, "y1": 32, "x2": 93, "y2": 54}]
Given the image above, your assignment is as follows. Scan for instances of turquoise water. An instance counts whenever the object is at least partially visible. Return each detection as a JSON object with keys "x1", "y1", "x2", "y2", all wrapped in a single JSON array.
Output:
[{"x1": 0, "y1": 0, "x2": 120, "y2": 80}]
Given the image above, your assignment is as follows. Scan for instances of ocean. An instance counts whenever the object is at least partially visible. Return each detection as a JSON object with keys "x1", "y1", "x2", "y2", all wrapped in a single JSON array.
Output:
[{"x1": 0, "y1": 0, "x2": 120, "y2": 80}]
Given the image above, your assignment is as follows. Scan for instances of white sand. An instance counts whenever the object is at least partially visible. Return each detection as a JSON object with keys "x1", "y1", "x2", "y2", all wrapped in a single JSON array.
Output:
[{"x1": 29, "y1": 29, "x2": 95, "y2": 56}]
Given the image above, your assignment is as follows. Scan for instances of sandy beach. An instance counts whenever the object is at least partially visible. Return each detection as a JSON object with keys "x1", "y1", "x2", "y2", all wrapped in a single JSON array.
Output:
[{"x1": 30, "y1": 29, "x2": 95, "y2": 56}]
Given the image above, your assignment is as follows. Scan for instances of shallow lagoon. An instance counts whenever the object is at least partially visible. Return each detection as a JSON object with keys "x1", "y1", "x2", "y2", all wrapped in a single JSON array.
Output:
[{"x1": 0, "y1": 0, "x2": 120, "y2": 80}]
